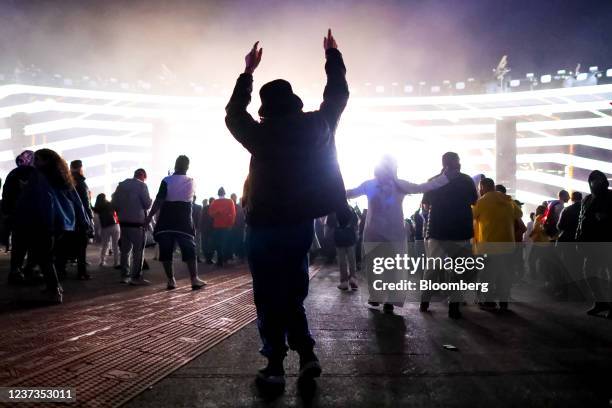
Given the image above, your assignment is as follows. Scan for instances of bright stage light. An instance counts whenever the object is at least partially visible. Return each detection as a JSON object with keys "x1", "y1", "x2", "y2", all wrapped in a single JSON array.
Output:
[{"x1": 540, "y1": 74, "x2": 552, "y2": 83}]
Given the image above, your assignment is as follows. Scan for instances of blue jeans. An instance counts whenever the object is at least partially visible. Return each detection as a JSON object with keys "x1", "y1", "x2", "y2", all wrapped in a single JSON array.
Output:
[{"x1": 246, "y1": 220, "x2": 315, "y2": 360}]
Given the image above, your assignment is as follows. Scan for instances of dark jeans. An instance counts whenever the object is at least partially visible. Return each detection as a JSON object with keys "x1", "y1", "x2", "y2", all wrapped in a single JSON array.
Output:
[
  {"x1": 213, "y1": 228, "x2": 232, "y2": 265},
  {"x1": 246, "y1": 220, "x2": 315, "y2": 360},
  {"x1": 55, "y1": 231, "x2": 88, "y2": 277}
]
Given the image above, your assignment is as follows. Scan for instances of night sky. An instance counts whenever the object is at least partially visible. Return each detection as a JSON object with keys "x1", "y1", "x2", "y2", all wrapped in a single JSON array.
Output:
[{"x1": 1, "y1": 0, "x2": 611, "y2": 86}]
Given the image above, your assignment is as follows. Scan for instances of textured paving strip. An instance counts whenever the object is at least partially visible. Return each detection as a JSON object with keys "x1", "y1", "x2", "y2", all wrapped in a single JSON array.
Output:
[{"x1": 0, "y1": 265, "x2": 320, "y2": 407}]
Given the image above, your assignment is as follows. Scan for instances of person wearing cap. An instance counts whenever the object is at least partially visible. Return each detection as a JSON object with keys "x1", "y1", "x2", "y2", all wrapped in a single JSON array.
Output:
[
  {"x1": 2, "y1": 150, "x2": 37, "y2": 283},
  {"x1": 225, "y1": 29, "x2": 349, "y2": 389},
  {"x1": 112, "y1": 168, "x2": 152, "y2": 284}
]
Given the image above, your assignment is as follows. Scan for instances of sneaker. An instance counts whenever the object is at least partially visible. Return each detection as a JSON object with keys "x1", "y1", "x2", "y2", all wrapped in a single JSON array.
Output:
[
  {"x1": 419, "y1": 301, "x2": 430, "y2": 312},
  {"x1": 366, "y1": 301, "x2": 380, "y2": 309},
  {"x1": 337, "y1": 281, "x2": 349, "y2": 291},
  {"x1": 129, "y1": 278, "x2": 151, "y2": 286},
  {"x1": 383, "y1": 303, "x2": 394, "y2": 313},
  {"x1": 586, "y1": 302, "x2": 609, "y2": 316},
  {"x1": 191, "y1": 278, "x2": 207, "y2": 290},
  {"x1": 256, "y1": 362, "x2": 286, "y2": 388},
  {"x1": 120, "y1": 277, "x2": 130, "y2": 284},
  {"x1": 99, "y1": 261, "x2": 106, "y2": 267},
  {"x1": 299, "y1": 352, "x2": 322, "y2": 381},
  {"x1": 349, "y1": 277, "x2": 358, "y2": 290},
  {"x1": 167, "y1": 277, "x2": 177, "y2": 290},
  {"x1": 498, "y1": 302, "x2": 509, "y2": 312}
]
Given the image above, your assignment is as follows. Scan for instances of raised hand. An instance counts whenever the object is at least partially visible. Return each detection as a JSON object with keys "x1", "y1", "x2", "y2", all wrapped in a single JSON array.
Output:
[
  {"x1": 323, "y1": 28, "x2": 338, "y2": 51},
  {"x1": 244, "y1": 41, "x2": 263, "y2": 75}
]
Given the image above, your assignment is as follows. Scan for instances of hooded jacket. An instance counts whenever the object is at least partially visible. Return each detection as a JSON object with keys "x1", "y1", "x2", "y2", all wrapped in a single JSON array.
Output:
[
  {"x1": 576, "y1": 171, "x2": 612, "y2": 242},
  {"x1": 111, "y1": 178, "x2": 152, "y2": 227},
  {"x1": 225, "y1": 48, "x2": 349, "y2": 226}
]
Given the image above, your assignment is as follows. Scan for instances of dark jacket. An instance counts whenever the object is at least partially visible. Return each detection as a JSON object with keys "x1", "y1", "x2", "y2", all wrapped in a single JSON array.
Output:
[
  {"x1": 576, "y1": 191, "x2": 612, "y2": 242},
  {"x1": 225, "y1": 48, "x2": 349, "y2": 226},
  {"x1": 556, "y1": 201, "x2": 581, "y2": 242},
  {"x1": 72, "y1": 173, "x2": 94, "y2": 220},
  {"x1": 15, "y1": 170, "x2": 89, "y2": 234},
  {"x1": 93, "y1": 200, "x2": 117, "y2": 228},
  {"x1": 1, "y1": 165, "x2": 35, "y2": 217},
  {"x1": 422, "y1": 173, "x2": 478, "y2": 241}
]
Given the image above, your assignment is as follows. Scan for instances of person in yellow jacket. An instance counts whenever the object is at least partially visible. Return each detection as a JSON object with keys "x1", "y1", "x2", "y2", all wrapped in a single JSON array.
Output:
[{"x1": 472, "y1": 178, "x2": 523, "y2": 311}]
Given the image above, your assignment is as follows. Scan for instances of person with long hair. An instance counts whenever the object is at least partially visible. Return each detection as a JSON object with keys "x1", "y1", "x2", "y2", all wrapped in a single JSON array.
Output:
[{"x1": 14, "y1": 149, "x2": 90, "y2": 303}]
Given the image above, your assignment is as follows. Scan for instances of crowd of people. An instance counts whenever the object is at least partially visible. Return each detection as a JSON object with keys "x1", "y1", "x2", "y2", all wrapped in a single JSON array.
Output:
[
  {"x1": 0, "y1": 29, "x2": 610, "y2": 394},
  {"x1": 1, "y1": 151, "x2": 251, "y2": 302}
]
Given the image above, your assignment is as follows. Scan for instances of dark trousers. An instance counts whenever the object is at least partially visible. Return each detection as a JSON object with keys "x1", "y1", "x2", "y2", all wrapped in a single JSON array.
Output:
[
  {"x1": 10, "y1": 228, "x2": 28, "y2": 273},
  {"x1": 201, "y1": 229, "x2": 214, "y2": 263},
  {"x1": 232, "y1": 226, "x2": 245, "y2": 259},
  {"x1": 213, "y1": 228, "x2": 232, "y2": 265},
  {"x1": 30, "y1": 233, "x2": 59, "y2": 291},
  {"x1": 55, "y1": 231, "x2": 88, "y2": 277},
  {"x1": 246, "y1": 220, "x2": 315, "y2": 360}
]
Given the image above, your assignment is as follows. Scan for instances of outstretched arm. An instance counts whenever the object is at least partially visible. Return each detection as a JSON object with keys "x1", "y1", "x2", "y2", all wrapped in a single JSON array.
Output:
[
  {"x1": 319, "y1": 29, "x2": 349, "y2": 133},
  {"x1": 346, "y1": 181, "x2": 369, "y2": 199},
  {"x1": 225, "y1": 42, "x2": 263, "y2": 151},
  {"x1": 395, "y1": 174, "x2": 449, "y2": 195}
]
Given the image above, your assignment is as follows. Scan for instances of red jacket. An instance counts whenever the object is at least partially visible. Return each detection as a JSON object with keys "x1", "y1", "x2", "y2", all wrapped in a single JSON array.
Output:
[{"x1": 208, "y1": 198, "x2": 236, "y2": 229}]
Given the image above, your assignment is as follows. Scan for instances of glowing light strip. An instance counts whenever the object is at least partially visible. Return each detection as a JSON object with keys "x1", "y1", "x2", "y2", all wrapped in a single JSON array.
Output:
[
  {"x1": 345, "y1": 101, "x2": 612, "y2": 121},
  {"x1": 0, "y1": 100, "x2": 211, "y2": 120},
  {"x1": 517, "y1": 153, "x2": 612, "y2": 173},
  {"x1": 26, "y1": 135, "x2": 151, "y2": 152},
  {"x1": 516, "y1": 135, "x2": 612, "y2": 150},
  {"x1": 516, "y1": 170, "x2": 590, "y2": 192},
  {"x1": 24, "y1": 119, "x2": 153, "y2": 135},
  {"x1": 0, "y1": 84, "x2": 223, "y2": 106},
  {"x1": 515, "y1": 189, "x2": 556, "y2": 205}
]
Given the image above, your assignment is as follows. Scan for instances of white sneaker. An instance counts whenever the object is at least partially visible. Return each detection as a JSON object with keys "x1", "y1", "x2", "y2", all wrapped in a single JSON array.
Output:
[
  {"x1": 191, "y1": 277, "x2": 207, "y2": 290},
  {"x1": 167, "y1": 277, "x2": 177, "y2": 290},
  {"x1": 120, "y1": 277, "x2": 130, "y2": 284},
  {"x1": 349, "y1": 277, "x2": 359, "y2": 290},
  {"x1": 337, "y1": 281, "x2": 349, "y2": 290}
]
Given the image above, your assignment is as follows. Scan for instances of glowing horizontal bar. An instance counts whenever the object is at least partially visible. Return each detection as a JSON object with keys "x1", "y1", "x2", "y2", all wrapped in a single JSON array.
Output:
[
  {"x1": 517, "y1": 153, "x2": 612, "y2": 173},
  {"x1": 516, "y1": 170, "x2": 590, "y2": 192}
]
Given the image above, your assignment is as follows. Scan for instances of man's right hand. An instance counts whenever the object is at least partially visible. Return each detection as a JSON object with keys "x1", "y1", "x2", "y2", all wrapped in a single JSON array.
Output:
[
  {"x1": 323, "y1": 29, "x2": 338, "y2": 51},
  {"x1": 244, "y1": 41, "x2": 263, "y2": 74}
]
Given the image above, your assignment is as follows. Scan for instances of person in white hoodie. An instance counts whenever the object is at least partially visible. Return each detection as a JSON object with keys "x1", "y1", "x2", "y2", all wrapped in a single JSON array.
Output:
[
  {"x1": 111, "y1": 168, "x2": 152, "y2": 284},
  {"x1": 346, "y1": 155, "x2": 452, "y2": 313}
]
